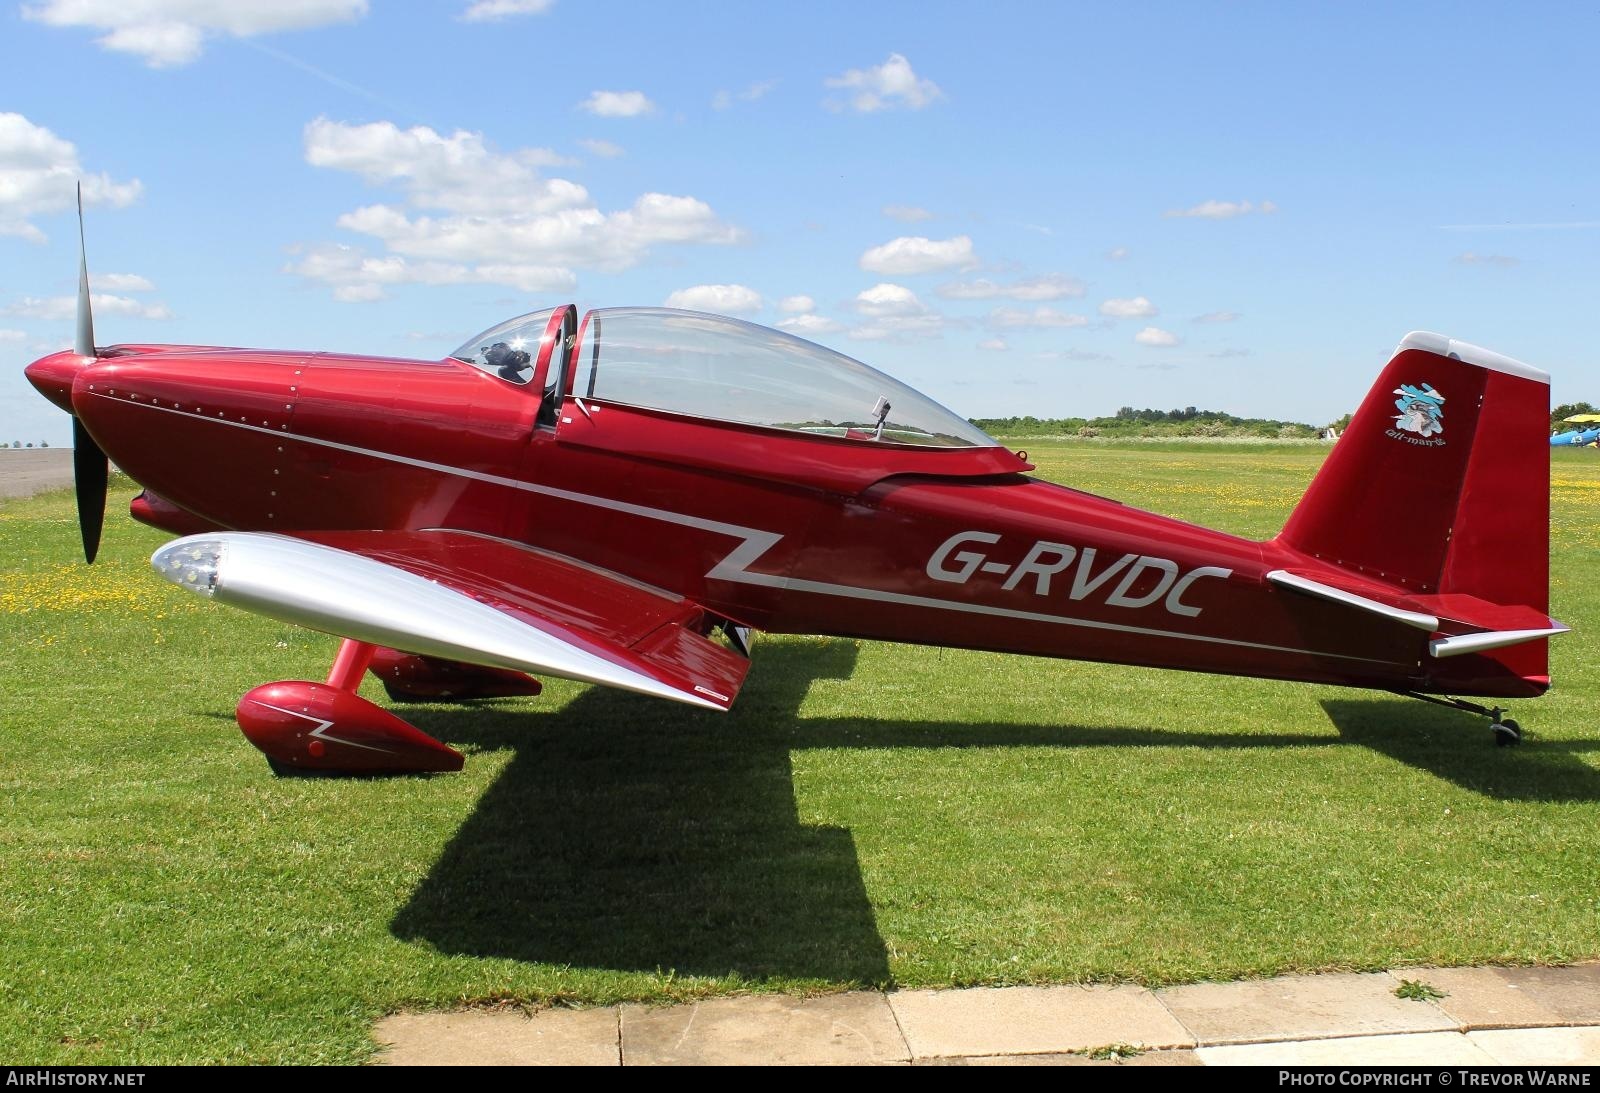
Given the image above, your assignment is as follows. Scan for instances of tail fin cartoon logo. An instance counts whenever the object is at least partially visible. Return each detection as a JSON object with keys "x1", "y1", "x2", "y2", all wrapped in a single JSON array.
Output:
[{"x1": 1392, "y1": 382, "x2": 1444, "y2": 438}]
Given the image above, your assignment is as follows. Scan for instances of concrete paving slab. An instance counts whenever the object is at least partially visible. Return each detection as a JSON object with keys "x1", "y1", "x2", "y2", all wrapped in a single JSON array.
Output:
[
  {"x1": 1158, "y1": 971, "x2": 1457, "y2": 1045},
  {"x1": 1468, "y1": 1026, "x2": 1600, "y2": 1066},
  {"x1": 917, "y1": 1049, "x2": 1203, "y2": 1066},
  {"x1": 371, "y1": 965, "x2": 1600, "y2": 1066},
  {"x1": 1197, "y1": 1031, "x2": 1498, "y2": 1066},
  {"x1": 0, "y1": 450, "x2": 74, "y2": 499},
  {"x1": 374, "y1": 1007, "x2": 620, "y2": 1066},
  {"x1": 888, "y1": 984, "x2": 1192, "y2": 1060},
  {"x1": 1395, "y1": 972, "x2": 1568, "y2": 1030},
  {"x1": 621, "y1": 993, "x2": 908, "y2": 1066},
  {"x1": 1393, "y1": 967, "x2": 1586, "y2": 1029}
]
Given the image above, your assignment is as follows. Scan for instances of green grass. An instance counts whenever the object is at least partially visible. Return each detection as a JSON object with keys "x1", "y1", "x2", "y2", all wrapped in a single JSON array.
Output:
[{"x1": 2, "y1": 442, "x2": 1598, "y2": 1063}]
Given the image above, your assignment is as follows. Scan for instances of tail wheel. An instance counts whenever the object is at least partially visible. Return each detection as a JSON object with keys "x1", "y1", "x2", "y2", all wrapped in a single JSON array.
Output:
[{"x1": 1492, "y1": 718, "x2": 1523, "y2": 747}]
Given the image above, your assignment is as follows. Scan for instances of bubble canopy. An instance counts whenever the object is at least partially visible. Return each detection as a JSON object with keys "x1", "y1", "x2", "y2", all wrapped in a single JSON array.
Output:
[
  {"x1": 449, "y1": 307, "x2": 558, "y2": 385},
  {"x1": 555, "y1": 307, "x2": 997, "y2": 448}
]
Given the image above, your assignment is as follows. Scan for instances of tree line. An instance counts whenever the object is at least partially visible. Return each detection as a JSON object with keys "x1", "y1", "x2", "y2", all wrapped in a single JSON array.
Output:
[
  {"x1": 971, "y1": 399, "x2": 1600, "y2": 439},
  {"x1": 971, "y1": 407, "x2": 1327, "y2": 439}
]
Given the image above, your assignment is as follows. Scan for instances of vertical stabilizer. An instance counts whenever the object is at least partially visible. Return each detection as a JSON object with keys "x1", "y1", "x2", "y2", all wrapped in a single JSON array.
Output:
[{"x1": 1276, "y1": 333, "x2": 1551, "y2": 685}]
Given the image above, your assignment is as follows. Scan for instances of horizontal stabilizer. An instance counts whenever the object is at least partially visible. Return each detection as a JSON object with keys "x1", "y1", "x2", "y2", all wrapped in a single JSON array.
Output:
[
  {"x1": 1430, "y1": 627, "x2": 1570, "y2": 659},
  {"x1": 1409, "y1": 593, "x2": 1557, "y2": 634},
  {"x1": 1269, "y1": 569, "x2": 1568, "y2": 663}
]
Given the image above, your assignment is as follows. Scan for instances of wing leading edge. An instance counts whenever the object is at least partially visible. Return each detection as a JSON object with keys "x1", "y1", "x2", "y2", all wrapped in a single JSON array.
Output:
[{"x1": 152, "y1": 529, "x2": 750, "y2": 710}]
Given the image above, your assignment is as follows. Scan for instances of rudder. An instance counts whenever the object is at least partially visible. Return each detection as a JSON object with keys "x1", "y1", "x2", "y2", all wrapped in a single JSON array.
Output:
[{"x1": 1276, "y1": 332, "x2": 1551, "y2": 673}]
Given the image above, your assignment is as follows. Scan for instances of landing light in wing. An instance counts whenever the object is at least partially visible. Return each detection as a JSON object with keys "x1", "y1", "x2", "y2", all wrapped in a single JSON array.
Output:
[{"x1": 153, "y1": 538, "x2": 225, "y2": 597}]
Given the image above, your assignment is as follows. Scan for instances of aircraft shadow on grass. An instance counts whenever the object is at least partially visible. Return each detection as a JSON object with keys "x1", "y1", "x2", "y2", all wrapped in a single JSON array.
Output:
[
  {"x1": 388, "y1": 641, "x2": 1600, "y2": 978},
  {"x1": 1321, "y1": 698, "x2": 1600, "y2": 804}
]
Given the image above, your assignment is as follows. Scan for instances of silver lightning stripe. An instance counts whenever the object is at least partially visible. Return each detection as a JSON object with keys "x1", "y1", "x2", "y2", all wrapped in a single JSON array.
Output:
[{"x1": 121, "y1": 395, "x2": 1403, "y2": 669}]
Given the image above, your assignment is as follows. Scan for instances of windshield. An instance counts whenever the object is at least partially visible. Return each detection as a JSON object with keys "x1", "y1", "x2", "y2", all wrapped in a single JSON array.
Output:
[
  {"x1": 570, "y1": 308, "x2": 996, "y2": 447},
  {"x1": 450, "y1": 308, "x2": 558, "y2": 384}
]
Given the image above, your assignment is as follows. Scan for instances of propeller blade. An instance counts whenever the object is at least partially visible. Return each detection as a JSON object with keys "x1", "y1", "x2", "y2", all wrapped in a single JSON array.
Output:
[
  {"x1": 72, "y1": 416, "x2": 108, "y2": 564},
  {"x1": 70, "y1": 182, "x2": 107, "y2": 562},
  {"x1": 74, "y1": 182, "x2": 95, "y2": 359}
]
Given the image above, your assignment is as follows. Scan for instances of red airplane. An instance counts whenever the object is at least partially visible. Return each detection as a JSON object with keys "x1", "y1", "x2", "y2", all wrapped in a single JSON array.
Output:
[{"x1": 25, "y1": 211, "x2": 1565, "y2": 772}]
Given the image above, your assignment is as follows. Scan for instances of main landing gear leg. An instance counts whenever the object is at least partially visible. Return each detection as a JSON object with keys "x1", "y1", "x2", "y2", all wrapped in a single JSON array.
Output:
[
  {"x1": 235, "y1": 638, "x2": 465, "y2": 774},
  {"x1": 1394, "y1": 690, "x2": 1523, "y2": 747}
]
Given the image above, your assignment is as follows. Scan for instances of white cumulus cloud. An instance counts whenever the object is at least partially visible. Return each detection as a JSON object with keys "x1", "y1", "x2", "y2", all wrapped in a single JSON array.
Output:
[
  {"x1": 304, "y1": 118, "x2": 584, "y2": 216},
  {"x1": 1192, "y1": 311, "x2": 1240, "y2": 323},
  {"x1": 1134, "y1": 326, "x2": 1180, "y2": 347},
  {"x1": 1164, "y1": 199, "x2": 1278, "y2": 220},
  {"x1": 860, "y1": 234, "x2": 977, "y2": 275},
  {"x1": 578, "y1": 138, "x2": 624, "y2": 158},
  {"x1": 987, "y1": 307, "x2": 1088, "y2": 330},
  {"x1": 330, "y1": 195, "x2": 740, "y2": 271},
  {"x1": 847, "y1": 284, "x2": 948, "y2": 341},
  {"x1": 0, "y1": 329, "x2": 28, "y2": 342},
  {"x1": 712, "y1": 79, "x2": 778, "y2": 111},
  {"x1": 1106, "y1": 246, "x2": 1129, "y2": 260},
  {"x1": 286, "y1": 242, "x2": 575, "y2": 302},
  {"x1": 978, "y1": 337, "x2": 1008, "y2": 351},
  {"x1": 937, "y1": 274, "x2": 1084, "y2": 301},
  {"x1": 5, "y1": 294, "x2": 171, "y2": 321},
  {"x1": 854, "y1": 282, "x2": 925, "y2": 317},
  {"x1": 93, "y1": 273, "x2": 155, "y2": 292},
  {"x1": 664, "y1": 284, "x2": 762, "y2": 314},
  {"x1": 778, "y1": 295, "x2": 815, "y2": 314},
  {"x1": 777, "y1": 314, "x2": 844, "y2": 336},
  {"x1": 849, "y1": 314, "x2": 945, "y2": 341},
  {"x1": 460, "y1": 0, "x2": 553, "y2": 21},
  {"x1": 0, "y1": 113, "x2": 141, "y2": 242},
  {"x1": 22, "y1": 0, "x2": 368, "y2": 67},
  {"x1": 1099, "y1": 296, "x2": 1157, "y2": 319},
  {"x1": 1036, "y1": 349, "x2": 1112, "y2": 362},
  {"x1": 334, "y1": 282, "x2": 383, "y2": 303},
  {"x1": 1454, "y1": 252, "x2": 1519, "y2": 268},
  {"x1": 825, "y1": 53, "x2": 943, "y2": 112},
  {"x1": 299, "y1": 117, "x2": 742, "y2": 299},
  {"x1": 580, "y1": 90, "x2": 656, "y2": 118},
  {"x1": 882, "y1": 204, "x2": 934, "y2": 222}
]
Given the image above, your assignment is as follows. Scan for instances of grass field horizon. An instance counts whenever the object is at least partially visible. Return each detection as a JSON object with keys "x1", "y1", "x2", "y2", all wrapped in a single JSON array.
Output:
[{"x1": 3, "y1": 439, "x2": 1597, "y2": 1063}]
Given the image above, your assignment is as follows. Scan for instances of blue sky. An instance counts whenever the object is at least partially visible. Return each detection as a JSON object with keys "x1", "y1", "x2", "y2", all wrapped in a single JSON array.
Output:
[{"x1": 3, "y1": 0, "x2": 1598, "y2": 447}]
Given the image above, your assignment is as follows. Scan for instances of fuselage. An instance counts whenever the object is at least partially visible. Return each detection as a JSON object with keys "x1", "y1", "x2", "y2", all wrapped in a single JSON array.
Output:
[{"x1": 26, "y1": 339, "x2": 1539, "y2": 701}]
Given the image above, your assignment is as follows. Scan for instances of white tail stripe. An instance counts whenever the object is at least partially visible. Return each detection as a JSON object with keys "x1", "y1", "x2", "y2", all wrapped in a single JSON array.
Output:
[
  {"x1": 1396, "y1": 332, "x2": 1548, "y2": 384},
  {"x1": 1266, "y1": 570, "x2": 1440, "y2": 632}
]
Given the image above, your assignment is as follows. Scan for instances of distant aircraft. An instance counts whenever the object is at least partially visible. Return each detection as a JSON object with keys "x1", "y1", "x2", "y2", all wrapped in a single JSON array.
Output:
[
  {"x1": 1551, "y1": 413, "x2": 1600, "y2": 447},
  {"x1": 22, "y1": 197, "x2": 1567, "y2": 771}
]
